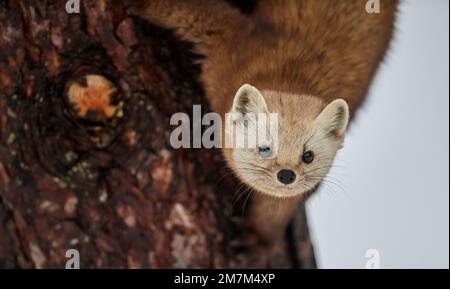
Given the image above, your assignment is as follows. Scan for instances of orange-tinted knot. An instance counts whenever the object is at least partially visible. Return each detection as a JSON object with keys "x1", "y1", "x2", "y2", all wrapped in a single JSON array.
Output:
[{"x1": 67, "y1": 75, "x2": 118, "y2": 120}]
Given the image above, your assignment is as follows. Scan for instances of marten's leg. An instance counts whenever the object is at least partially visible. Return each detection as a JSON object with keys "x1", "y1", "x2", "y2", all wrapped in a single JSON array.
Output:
[
  {"x1": 129, "y1": 0, "x2": 250, "y2": 53},
  {"x1": 247, "y1": 194, "x2": 301, "y2": 246},
  {"x1": 232, "y1": 194, "x2": 302, "y2": 263}
]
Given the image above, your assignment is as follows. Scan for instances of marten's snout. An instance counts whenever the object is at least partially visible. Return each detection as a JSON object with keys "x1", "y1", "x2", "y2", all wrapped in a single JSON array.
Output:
[{"x1": 277, "y1": 169, "x2": 296, "y2": 185}]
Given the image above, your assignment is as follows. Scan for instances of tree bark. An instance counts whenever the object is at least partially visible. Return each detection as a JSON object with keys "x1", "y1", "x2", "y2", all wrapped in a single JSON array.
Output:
[{"x1": 0, "y1": 0, "x2": 316, "y2": 268}]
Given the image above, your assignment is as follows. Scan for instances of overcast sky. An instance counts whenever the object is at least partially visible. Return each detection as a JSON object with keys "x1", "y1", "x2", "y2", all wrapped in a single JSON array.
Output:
[{"x1": 307, "y1": 0, "x2": 449, "y2": 269}]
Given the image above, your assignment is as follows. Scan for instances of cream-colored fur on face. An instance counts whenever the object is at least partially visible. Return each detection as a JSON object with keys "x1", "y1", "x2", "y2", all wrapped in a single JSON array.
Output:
[{"x1": 225, "y1": 84, "x2": 349, "y2": 198}]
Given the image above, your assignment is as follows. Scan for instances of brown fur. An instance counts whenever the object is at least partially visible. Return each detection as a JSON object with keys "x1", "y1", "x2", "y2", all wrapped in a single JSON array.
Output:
[
  {"x1": 132, "y1": 0, "x2": 397, "y2": 113},
  {"x1": 132, "y1": 0, "x2": 398, "y2": 256}
]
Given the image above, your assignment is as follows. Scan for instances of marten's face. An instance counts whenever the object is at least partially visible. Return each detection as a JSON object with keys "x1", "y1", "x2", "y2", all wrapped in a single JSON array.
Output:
[{"x1": 227, "y1": 84, "x2": 349, "y2": 198}]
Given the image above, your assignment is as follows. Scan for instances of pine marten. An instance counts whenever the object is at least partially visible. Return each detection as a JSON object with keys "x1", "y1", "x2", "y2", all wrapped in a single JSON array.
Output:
[{"x1": 130, "y1": 0, "x2": 398, "y2": 253}]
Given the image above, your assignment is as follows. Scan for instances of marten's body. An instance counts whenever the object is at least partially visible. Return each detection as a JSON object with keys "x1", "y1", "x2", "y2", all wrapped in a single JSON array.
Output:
[
  {"x1": 134, "y1": 0, "x2": 396, "y2": 114},
  {"x1": 132, "y1": 0, "x2": 397, "y2": 254}
]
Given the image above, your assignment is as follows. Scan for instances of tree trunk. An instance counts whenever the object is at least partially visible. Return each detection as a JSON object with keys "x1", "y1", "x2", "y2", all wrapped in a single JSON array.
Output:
[{"x1": 0, "y1": 0, "x2": 316, "y2": 268}]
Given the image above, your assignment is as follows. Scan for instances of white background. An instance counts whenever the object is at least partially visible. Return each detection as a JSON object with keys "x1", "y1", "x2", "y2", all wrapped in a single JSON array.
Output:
[{"x1": 307, "y1": 0, "x2": 449, "y2": 268}]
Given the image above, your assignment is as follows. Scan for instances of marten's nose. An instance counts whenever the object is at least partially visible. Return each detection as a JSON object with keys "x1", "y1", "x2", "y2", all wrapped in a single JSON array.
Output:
[{"x1": 277, "y1": 169, "x2": 296, "y2": 185}]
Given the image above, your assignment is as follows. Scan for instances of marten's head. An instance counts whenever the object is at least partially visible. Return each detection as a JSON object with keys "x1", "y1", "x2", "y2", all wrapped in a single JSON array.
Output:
[{"x1": 224, "y1": 84, "x2": 349, "y2": 198}]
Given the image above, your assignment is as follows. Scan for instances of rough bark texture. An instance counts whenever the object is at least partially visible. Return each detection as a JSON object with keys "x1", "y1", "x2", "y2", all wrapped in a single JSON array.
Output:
[{"x1": 0, "y1": 0, "x2": 316, "y2": 268}]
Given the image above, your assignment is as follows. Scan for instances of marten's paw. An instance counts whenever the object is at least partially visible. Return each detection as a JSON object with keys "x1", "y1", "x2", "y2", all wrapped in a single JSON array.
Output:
[{"x1": 230, "y1": 231, "x2": 278, "y2": 267}]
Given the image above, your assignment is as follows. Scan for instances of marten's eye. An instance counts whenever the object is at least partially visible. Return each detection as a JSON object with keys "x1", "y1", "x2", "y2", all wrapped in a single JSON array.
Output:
[
  {"x1": 258, "y1": 146, "x2": 272, "y2": 159},
  {"x1": 302, "y1": 151, "x2": 314, "y2": 164}
]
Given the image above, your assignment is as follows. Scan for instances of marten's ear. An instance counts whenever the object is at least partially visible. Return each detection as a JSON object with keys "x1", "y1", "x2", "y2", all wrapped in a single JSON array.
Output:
[
  {"x1": 314, "y1": 99, "x2": 349, "y2": 139},
  {"x1": 231, "y1": 84, "x2": 268, "y2": 115}
]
